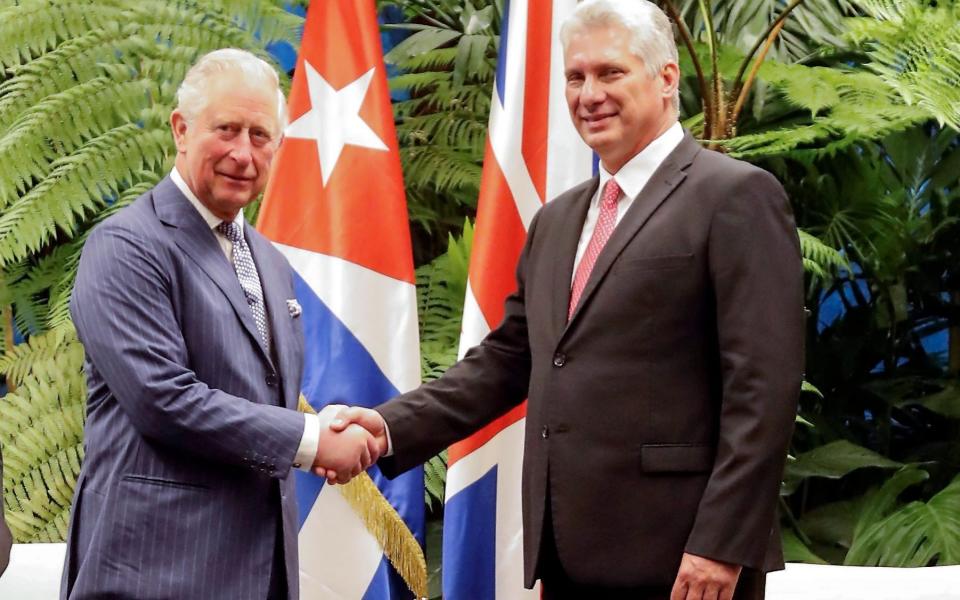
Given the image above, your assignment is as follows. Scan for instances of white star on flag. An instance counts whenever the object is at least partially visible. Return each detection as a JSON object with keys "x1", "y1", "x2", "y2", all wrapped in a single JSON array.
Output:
[{"x1": 285, "y1": 61, "x2": 388, "y2": 186}]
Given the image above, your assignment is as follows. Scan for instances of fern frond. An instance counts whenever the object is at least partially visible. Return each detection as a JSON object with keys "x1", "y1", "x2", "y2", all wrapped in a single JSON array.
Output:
[
  {"x1": 0, "y1": 325, "x2": 85, "y2": 543},
  {"x1": 401, "y1": 145, "x2": 483, "y2": 195},
  {"x1": 398, "y1": 112, "x2": 488, "y2": 152},
  {"x1": 423, "y1": 451, "x2": 447, "y2": 508},
  {"x1": 798, "y1": 229, "x2": 849, "y2": 278},
  {"x1": 0, "y1": 124, "x2": 171, "y2": 267},
  {"x1": 0, "y1": 0, "x2": 126, "y2": 69},
  {"x1": 416, "y1": 222, "x2": 472, "y2": 382},
  {"x1": 0, "y1": 76, "x2": 154, "y2": 209},
  {"x1": 394, "y1": 47, "x2": 459, "y2": 72},
  {"x1": 845, "y1": 0, "x2": 960, "y2": 129},
  {"x1": 0, "y1": 28, "x2": 131, "y2": 129}
]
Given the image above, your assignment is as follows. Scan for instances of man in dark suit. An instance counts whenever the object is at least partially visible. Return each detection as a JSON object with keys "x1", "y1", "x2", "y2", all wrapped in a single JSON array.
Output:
[
  {"x1": 61, "y1": 49, "x2": 376, "y2": 600},
  {"x1": 1, "y1": 448, "x2": 11, "y2": 577},
  {"x1": 332, "y1": 0, "x2": 804, "y2": 598}
]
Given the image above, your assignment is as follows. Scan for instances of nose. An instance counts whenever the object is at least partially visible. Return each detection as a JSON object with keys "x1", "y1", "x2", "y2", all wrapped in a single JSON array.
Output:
[
  {"x1": 580, "y1": 76, "x2": 605, "y2": 108},
  {"x1": 228, "y1": 133, "x2": 254, "y2": 167}
]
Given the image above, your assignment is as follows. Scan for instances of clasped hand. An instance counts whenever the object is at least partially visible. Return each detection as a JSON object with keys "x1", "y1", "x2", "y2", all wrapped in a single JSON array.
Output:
[{"x1": 311, "y1": 404, "x2": 388, "y2": 484}]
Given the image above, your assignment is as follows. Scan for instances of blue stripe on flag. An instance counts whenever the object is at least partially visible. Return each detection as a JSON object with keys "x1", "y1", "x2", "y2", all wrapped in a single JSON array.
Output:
[
  {"x1": 442, "y1": 466, "x2": 498, "y2": 600},
  {"x1": 495, "y1": 0, "x2": 512, "y2": 104},
  {"x1": 362, "y1": 556, "x2": 415, "y2": 600},
  {"x1": 294, "y1": 274, "x2": 400, "y2": 411},
  {"x1": 291, "y1": 269, "x2": 425, "y2": 595}
]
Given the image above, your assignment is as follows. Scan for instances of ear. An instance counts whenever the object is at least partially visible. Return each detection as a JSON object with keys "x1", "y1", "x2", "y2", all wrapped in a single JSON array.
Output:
[
  {"x1": 660, "y1": 62, "x2": 680, "y2": 101},
  {"x1": 170, "y1": 110, "x2": 188, "y2": 153}
]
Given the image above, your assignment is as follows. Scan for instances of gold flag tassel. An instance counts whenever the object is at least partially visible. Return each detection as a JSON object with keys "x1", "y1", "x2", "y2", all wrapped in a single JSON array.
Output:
[{"x1": 298, "y1": 396, "x2": 428, "y2": 598}]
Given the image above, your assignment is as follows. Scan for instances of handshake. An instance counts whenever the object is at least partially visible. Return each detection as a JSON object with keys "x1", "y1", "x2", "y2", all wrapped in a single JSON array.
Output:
[{"x1": 310, "y1": 405, "x2": 386, "y2": 484}]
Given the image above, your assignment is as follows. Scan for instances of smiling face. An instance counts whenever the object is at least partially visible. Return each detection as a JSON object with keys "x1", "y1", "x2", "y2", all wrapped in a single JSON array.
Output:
[
  {"x1": 171, "y1": 70, "x2": 281, "y2": 221},
  {"x1": 563, "y1": 22, "x2": 678, "y2": 173}
]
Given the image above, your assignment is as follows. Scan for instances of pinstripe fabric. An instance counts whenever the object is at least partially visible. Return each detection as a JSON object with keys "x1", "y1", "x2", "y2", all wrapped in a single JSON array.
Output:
[{"x1": 61, "y1": 177, "x2": 307, "y2": 600}]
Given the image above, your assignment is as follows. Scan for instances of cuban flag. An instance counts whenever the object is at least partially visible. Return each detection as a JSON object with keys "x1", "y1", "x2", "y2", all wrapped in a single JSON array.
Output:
[
  {"x1": 257, "y1": 1, "x2": 424, "y2": 598},
  {"x1": 441, "y1": 1, "x2": 593, "y2": 598}
]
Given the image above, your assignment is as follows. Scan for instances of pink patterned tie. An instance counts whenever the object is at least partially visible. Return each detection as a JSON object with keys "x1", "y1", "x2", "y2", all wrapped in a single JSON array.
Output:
[{"x1": 568, "y1": 178, "x2": 622, "y2": 320}]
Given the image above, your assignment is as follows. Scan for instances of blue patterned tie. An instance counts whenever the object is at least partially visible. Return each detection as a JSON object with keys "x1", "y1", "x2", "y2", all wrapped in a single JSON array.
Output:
[{"x1": 216, "y1": 221, "x2": 270, "y2": 353}]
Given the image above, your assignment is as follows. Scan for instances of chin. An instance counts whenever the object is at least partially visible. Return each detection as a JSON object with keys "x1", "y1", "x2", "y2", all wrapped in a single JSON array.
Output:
[{"x1": 580, "y1": 131, "x2": 616, "y2": 153}]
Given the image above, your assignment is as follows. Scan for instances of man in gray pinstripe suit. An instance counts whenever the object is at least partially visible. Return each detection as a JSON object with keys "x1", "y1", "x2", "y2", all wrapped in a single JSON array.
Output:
[{"x1": 61, "y1": 49, "x2": 379, "y2": 600}]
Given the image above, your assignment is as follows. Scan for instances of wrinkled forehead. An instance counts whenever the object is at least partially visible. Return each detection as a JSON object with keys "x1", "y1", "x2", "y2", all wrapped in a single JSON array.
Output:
[{"x1": 200, "y1": 74, "x2": 283, "y2": 131}]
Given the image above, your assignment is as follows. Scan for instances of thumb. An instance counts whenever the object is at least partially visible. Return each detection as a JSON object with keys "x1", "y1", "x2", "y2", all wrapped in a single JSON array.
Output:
[{"x1": 329, "y1": 406, "x2": 361, "y2": 431}]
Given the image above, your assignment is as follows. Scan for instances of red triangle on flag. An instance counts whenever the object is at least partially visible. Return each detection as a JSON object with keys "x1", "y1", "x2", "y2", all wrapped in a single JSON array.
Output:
[{"x1": 259, "y1": 0, "x2": 414, "y2": 285}]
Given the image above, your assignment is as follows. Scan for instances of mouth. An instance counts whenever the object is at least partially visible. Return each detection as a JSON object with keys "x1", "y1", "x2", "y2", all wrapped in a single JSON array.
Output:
[
  {"x1": 216, "y1": 172, "x2": 254, "y2": 184},
  {"x1": 580, "y1": 113, "x2": 616, "y2": 130}
]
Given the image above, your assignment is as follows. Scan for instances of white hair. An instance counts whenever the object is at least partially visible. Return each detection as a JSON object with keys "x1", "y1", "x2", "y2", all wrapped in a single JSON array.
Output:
[
  {"x1": 175, "y1": 48, "x2": 288, "y2": 130},
  {"x1": 560, "y1": 0, "x2": 680, "y2": 111}
]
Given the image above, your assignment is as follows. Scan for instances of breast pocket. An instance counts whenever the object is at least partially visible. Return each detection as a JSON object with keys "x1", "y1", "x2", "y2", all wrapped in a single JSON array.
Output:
[{"x1": 615, "y1": 253, "x2": 694, "y2": 272}]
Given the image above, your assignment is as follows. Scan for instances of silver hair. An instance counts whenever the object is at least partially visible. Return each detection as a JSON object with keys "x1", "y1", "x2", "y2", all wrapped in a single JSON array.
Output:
[
  {"x1": 560, "y1": 0, "x2": 680, "y2": 111},
  {"x1": 175, "y1": 48, "x2": 288, "y2": 131}
]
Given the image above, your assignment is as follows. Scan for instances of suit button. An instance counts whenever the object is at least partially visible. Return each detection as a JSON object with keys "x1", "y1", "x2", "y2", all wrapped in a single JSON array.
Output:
[
  {"x1": 265, "y1": 373, "x2": 278, "y2": 386},
  {"x1": 541, "y1": 426, "x2": 549, "y2": 439},
  {"x1": 552, "y1": 353, "x2": 566, "y2": 367}
]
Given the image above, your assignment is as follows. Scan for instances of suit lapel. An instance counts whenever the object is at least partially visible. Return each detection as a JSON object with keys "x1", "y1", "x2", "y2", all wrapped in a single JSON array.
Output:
[
  {"x1": 565, "y1": 134, "x2": 701, "y2": 328},
  {"x1": 552, "y1": 178, "x2": 598, "y2": 335},
  {"x1": 152, "y1": 177, "x2": 272, "y2": 365}
]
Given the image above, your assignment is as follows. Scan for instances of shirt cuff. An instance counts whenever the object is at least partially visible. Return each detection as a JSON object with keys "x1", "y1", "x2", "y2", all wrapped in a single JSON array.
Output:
[
  {"x1": 383, "y1": 420, "x2": 394, "y2": 457},
  {"x1": 293, "y1": 413, "x2": 320, "y2": 471}
]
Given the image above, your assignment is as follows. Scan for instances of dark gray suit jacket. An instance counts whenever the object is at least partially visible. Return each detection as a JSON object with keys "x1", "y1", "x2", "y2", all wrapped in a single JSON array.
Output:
[
  {"x1": 1, "y1": 448, "x2": 11, "y2": 576},
  {"x1": 61, "y1": 177, "x2": 306, "y2": 599},
  {"x1": 378, "y1": 134, "x2": 805, "y2": 588}
]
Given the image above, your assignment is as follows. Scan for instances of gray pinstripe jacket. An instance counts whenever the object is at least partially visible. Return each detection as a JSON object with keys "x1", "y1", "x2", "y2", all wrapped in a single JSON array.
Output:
[{"x1": 61, "y1": 177, "x2": 306, "y2": 599}]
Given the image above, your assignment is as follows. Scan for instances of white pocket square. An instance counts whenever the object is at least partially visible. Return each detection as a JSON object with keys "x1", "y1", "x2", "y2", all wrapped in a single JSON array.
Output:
[{"x1": 286, "y1": 299, "x2": 302, "y2": 318}]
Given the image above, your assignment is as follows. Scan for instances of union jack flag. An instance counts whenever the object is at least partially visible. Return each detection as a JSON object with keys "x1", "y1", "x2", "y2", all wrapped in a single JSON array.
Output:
[{"x1": 442, "y1": 1, "x2": 593, "y2": 597}]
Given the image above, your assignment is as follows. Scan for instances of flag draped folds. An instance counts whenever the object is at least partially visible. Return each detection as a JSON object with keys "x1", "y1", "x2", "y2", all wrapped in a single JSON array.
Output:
[{"x1": 258, "y1": 1, "x2": 425, "y2": 597}]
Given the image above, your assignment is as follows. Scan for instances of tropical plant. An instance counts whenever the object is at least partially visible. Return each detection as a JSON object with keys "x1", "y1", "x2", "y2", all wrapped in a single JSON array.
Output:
[
  {"x1": 0, "y1": 0, "x2": 304, "y2": 543},
  {"x1": 379, "y1": 0, "x2": 500, "y2": 264},
  {"x1": 415, "y1": 221, "x2": 472, "y2": 509}
]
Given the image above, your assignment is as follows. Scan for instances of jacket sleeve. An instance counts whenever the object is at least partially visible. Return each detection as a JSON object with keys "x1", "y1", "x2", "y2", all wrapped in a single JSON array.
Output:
[
  {"x1": 684, "y1": 168, "x2": 805, "y2": 569},
  {"x1": 377, "y1": 211, "x2": 543, "y2": 476},
  {"x1": 70, "y1": 221, "x2": 305, "y2": 478}
]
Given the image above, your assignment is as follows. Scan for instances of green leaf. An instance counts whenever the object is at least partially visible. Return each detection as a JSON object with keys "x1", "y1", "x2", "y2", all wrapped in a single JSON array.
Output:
[
  {"x1": 384, "y1": 28, "x2": 460, "y2": 64},
  {"x1": 845, "y1": 473, "x2": 960, "y2": 566},
  {"x1": 463, "y1": 5, "x2": 494, "y2": 35},
  {"x1": 782, "y1": 528, "x2": 829, "y2": 564},
  {"x1": 851, "y1": 467, "x2": 929, "y2": 543},
  {"x1": 801, "y1": 379, "x2": 824, "y2": 398},
  {"x1": 912, "y1": 385, "x2": 960, "y2": 419},
  {"x1": 783, "y1": 440, "x2": 902, "y2": 494},
  {"x1": 798, "y1": 498, "x2": 865, "y2": 549}
]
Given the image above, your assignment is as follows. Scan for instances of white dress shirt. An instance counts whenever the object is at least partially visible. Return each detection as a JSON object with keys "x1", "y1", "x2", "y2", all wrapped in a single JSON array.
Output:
[
  {"x1": 170, "y1": 168, "x2": 319, "y2": 471},
  {"x1": 572, "y1": 122, "x2": 684, "y2": 276}
]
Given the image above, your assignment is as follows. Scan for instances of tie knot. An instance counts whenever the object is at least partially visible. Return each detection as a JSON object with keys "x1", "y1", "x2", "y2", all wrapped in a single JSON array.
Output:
[
  {"x1": 216, "y1": 221, "x2": 243, "y2": 243},
  {"x1": 601, "y1": 178, "x2": 621, "y2": 209}
]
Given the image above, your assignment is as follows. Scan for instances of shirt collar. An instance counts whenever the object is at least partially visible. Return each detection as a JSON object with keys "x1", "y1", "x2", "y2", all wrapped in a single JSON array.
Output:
[
  {"x1": 170, "y1": 167, "x2": 244, "y2": 231},
  {"x1": 597, "y1": 122, "x2": 684, "y2": 202}
]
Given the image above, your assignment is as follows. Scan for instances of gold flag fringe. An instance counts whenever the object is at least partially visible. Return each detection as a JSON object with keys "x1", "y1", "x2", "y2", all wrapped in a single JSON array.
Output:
[{"x1": 298, "y1": 396, "x2": 428, "y2": 598}]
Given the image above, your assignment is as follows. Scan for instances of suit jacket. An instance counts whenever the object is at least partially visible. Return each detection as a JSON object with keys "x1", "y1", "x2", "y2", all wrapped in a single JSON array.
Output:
[
  {"x1": 378, "y1": 134, "x2": 805, "y2": 587},
  {"x1": 61, "y1": 177, "x2": 306, "y2": 599},
  {"x1": 1, "y1": 448, "x2": 11, "y2": 576}
]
